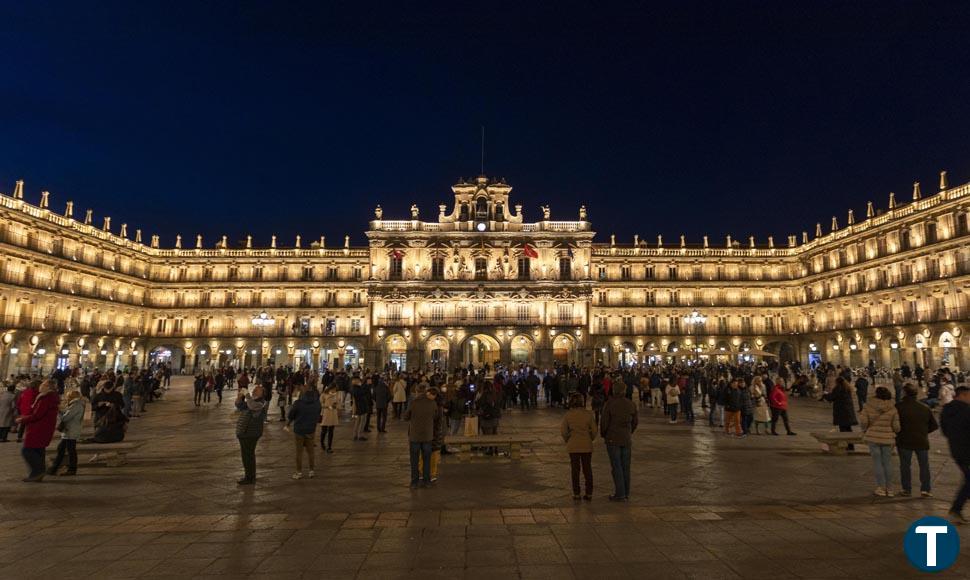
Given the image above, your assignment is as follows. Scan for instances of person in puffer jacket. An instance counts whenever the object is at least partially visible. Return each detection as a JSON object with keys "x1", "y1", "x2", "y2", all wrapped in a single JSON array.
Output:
[
  {"x1": 287, "y1": 387, "x2": 322, "y2": 480},
  {"x1": 235, "y1": 385, "x2": 267, "y2": 485},
  {"x1": 48, "y1": 390, "x2": 86, "y2": 476},
  {"x1": 860, "y1": 387, "x2": 901, "y2": 497},
  {"x1": 17, "y1": 380, "x2": 60, "y2": 482}
]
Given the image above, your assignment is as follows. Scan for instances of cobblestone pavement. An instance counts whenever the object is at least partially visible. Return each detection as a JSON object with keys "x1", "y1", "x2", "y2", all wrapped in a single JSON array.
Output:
[{"x1": 0, "y1": 376, "x2": 968, "y2": 579}]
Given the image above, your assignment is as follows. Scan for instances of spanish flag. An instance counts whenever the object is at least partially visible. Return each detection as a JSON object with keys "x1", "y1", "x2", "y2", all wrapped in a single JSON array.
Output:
[{"x1": 522, "y1": 244, "x2": 538, "y2": 258}]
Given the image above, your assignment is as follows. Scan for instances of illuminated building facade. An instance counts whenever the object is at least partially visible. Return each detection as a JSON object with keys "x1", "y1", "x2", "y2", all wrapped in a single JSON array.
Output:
[{"x1": 0, "y1": 172, "x2": 967, "y2": 374}]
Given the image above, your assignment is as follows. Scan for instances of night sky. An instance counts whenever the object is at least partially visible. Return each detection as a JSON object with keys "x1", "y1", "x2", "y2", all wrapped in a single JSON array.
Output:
[{"x1": 2, "y1": 2, "x2": 970, "y2": 247}]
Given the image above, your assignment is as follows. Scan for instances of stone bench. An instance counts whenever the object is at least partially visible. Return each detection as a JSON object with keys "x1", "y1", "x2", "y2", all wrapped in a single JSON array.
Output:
[
  {"x1": 445, "y1": 435, "x2": 534, "y2": 462},
  {"x1": 47, "y1": 440, "x2": 146, "y2": 467},
  {"x1": 810, "y1": 432, "x2": 865, "y2": 455}
]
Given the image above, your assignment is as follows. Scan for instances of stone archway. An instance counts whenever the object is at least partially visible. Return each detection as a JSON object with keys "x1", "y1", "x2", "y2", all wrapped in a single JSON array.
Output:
[
  {"x1": 552, "y1": 333, "x2": 577, "y2": 366},
  {"x1": 462, "y1": 334, "x2": 502, "y2": 368},
  {"x1": 383, "y1": 334, "x2": 408, "y2": 371},
  {"x1": 425, "y1": 335, "x2": 450, "y2": 370},
  {"x1": 509, "y1": 334, "x2": 534, "y2": 365}
]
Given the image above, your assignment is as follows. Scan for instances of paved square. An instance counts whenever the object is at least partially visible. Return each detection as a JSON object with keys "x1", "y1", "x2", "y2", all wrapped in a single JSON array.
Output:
[{"x1": 1, "y1": 376, "x2": 968, "y2": 579}]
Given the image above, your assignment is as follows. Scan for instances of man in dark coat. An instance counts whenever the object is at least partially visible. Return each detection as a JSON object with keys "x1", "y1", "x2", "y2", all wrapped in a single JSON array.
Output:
[
  {"x1": 404, "y1": 387, "x2": 440, "y2": 488},
  {"x1": 601, "y1": 387, "x2": 638, "y2": 502},
  {"x1": 896, "y1": 383, "x2": 938, "y2": 497},
  {"x1": 373, "y1": 376, "x2": 391, "y2": 433},
  {"x1": 941, "y1": 386, "x2": 970, "y2": 523}
]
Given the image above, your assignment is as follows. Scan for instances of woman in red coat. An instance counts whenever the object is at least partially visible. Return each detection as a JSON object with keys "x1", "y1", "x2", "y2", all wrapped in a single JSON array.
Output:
[
  {"x1": 768, "y1": 381, "x2": 797, "y2": 436},
  {"x1": 16, "y1": 380, "x2": 60, "y2": 482}
]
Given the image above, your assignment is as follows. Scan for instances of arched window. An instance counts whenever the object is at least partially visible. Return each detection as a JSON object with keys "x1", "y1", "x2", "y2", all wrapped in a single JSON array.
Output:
[
  {"x1": 458, "y1": 202, "x2": 469, "y2": 221},
  {"x1": 494, "y1": 202, "x2": 504, "y2": 221},
  {"x1": 475, "y1": 197, "x2": 489, "y2": 220}
]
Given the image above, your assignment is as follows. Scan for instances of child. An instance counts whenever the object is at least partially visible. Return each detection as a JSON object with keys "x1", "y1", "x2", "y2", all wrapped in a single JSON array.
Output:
[
  {"x1": 48, "y1": 390, "x2": 86, "y2": 476},
  {"x1": 752, "y1": 385, "x2": 772, "y2": 434},
  {"x1": 665, "y1": 381, "x2": 681, "y2": 424}
]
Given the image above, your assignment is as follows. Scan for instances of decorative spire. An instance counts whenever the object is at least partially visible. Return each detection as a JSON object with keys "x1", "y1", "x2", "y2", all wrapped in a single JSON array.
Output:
[
  {"x1": 151, "y1": 235, "x2": 159, "y2": 248},
  {"x1": 135, "y1": 229, "x2": 142, "y2": 243},
  {"x1": 748, "y1": 235, "x2": 755, "y2": 248},
  {"x1": 802, "y1": 231, "x2": 808, "y2": 244},
  {"x1": 196, "y1": 234, "x2": 202, "y2": 249},
  {"x1": 912, "y1": 181, "x2": 921, "y2": 201},
  {"x1": 633, "y1": 234, "x2": 639, "y2": 246},
  {"x1": 343, "y1": 235, "x2": 350, "y2": 248},
  {"x1": 847, "y1": 209, "x2": 855, "y2": 225},
  {"x1": 680, "y1": 234, "x2": 686, "y2": 248},
  {"x1": 703, "y1": 235, "x2": 709, "y2": 248},
  {"x1": 726, "y1": 234, "x2": 732, "y2": 248},
  {"x1": 320, "y1": 236, "x2": 325, "y2": 248},
  {"x1": 220, "y1": 235, "x2": 228, "y2": 248},
  {"x1": 39, "y1": 191, "x2": 49, "y2": 209},
  {"x1": 866, "y1": 201, "x2": 874, "y2": 218},
  {"x1": 103, "y1": 216, "x2": 111, "y2": 232},
  {"x1": 610, "y1": 234, "x2": 615, "y2": 246},
  {"x1": 175, "y1": 235, "x2": 182, "y2": 249},
  {"x1": 84, "y1": 209, "x2": 92, "y2": 225},
  {"x1": 295, "y1": 235, "x2": 301, "y2": 248},
  {"x1": 65, "y1": 201, "x2": 73, "y2": 219},
  {"x1": 940, "y1": 170, "x2": 948, "y2": 190},
  {"x1": 831, "y1": 216, "x2": 838, "y2": 231},
  {"x1": 246, "y1": 235, "x2": 252, "y2": 248},
  {"x1": 815, "y1": 223, "x2": 822, "y2": 237},
  {"x1": 889, "y1": 191, "x2": 897, "y2": 209},
  {"x1": 12, "y1": 180, "x2": 24, "y2": 199},
  {"x1": 271, "y1": 235, "x2": 277, "y2": 249},
  {"x1": 768, "y1": 235, "x2": 774, "y2": 248},
  {"x1": 788, "y1": 235, "x2": 796, "y2": 248},
  {"x1": 657, "y1": 234, "x2": 663, "y2": 248},
  {"x1": 120, "y1": 223, "x2": 128, "y2": 238},
  {"x1": 374, "y1": 205, "x2": 383, "y2": 219}
]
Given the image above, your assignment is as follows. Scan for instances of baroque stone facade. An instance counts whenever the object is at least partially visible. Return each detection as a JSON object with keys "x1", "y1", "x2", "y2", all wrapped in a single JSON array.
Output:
[{"x1": 1, "y1": 173, "x2": 968, "y2": 374}]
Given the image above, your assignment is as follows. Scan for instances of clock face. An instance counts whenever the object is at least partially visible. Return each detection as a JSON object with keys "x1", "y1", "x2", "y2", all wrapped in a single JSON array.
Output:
[{"x1": 476, "y1": 222, "x2": 487, "y2": 232}]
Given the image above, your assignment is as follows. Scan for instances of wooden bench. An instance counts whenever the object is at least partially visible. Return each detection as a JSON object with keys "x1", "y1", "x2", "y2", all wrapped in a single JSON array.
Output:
[
  {"x1": 810, "y1": 432, "x2": 865, "y2": 455},
  {"x1": 47, "y1": 440, "x2": 146, "y2": 467},
  {"x1": 445, "y1": 435, "x2": 534, "y2": 462}
]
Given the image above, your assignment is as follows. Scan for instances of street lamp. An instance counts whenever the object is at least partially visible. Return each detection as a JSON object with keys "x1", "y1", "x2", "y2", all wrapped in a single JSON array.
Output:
[
  {"x1": 251, "y1": 310, "x2": 275, "y2": 366},
  {"x1": 683, "y1": 310, "x2": 707, "y2": 365}
]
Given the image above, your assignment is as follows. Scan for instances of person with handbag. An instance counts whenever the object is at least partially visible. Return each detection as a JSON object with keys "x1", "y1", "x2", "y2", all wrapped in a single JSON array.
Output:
[
  {"x1": 47, "y1": 390, "x2": 86, "y2": 476},
  {"x1": 235, "y1": 385, "x2": 267, "y2": 485}
]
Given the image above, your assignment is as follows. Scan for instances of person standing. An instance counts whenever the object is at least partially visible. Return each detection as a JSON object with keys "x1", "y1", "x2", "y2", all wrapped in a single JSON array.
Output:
[
  {"x1": 0, "y1": 383, "x2": 15, "y2": 442},
  {"x1": 855, "y1": 373, "x2": 870, "y2": 412},
  {"x1": 319, "y1": 385, "x2": 339, "y2": 454},
  {"x1": 600, "y1": 386, "x2": 638, "y2": 502},
  {"x1": 724, "y1": 380, "x2": 743, "y2": 437},
  {"x1": 404, "y1": 386, "x2": 439, "y2": 488},
  {"x1": 351, "y1": 379, "x2": 372, "y2": 441},
  {"x1": 15, "y1": 379, "x2": 40, "y2": 443},
  {"x1": 664, "y1": 380, "x2": 680, "y2": 424},
  {"x1": 287, "y1": 387, "x2": 321, "y2": 480},
  {"x1": 47, "y1": 390, "x2": 86, "y2": 476},
  {"x1": 896, "y1": 383, "x2": 938, "y2": 497},
  {"x1": 941, "y1": 386, "x2": 970, "y2": 523},
  {"x1": 561, "y1": 392, "x2": 596, "y2": 501},
  {"x1": 235, "y1": 385, "x2": 267, "y2": 485},
  {"x1": 373, "y1": 376, "x2": 391, "y2": 433},
  {"x1": 823, "y1": 377, "x2": 857, "y2": 449},
  {"x1": 392, "y1": 374, "x2": 407, "y2": 419},
  {"x1": 860, "y1": 387, "x2": 901, "y2": 497},
  {"x1": 16, "y1": 380, "x2": 60, "y2": 482}
]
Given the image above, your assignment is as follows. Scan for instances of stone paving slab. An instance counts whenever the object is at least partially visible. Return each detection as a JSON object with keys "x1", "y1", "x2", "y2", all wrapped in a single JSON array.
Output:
[{"x1": 1, "y1": 376, "x2": 969, "y2": 578}]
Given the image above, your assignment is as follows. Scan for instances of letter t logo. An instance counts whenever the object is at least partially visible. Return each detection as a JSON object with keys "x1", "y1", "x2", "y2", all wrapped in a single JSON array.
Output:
[{"x1": 916, "y1": 525, "x2": 949, "y2": 567}]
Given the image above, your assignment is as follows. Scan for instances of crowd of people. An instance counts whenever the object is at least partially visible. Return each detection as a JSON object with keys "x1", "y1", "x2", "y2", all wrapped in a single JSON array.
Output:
[
  {"x1": 1, "y1": 363, "x2": 172, "y2": 481},
  {"x1": 5, "y1": 355, "x2": 970, "y2": 526}
]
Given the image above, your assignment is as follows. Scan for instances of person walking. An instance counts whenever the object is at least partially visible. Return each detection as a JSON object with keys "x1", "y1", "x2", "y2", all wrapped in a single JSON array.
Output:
[
  {"x1": 404, "y1": 386, "x2": 439, "y2": 488},
  {"x1": 235, "y1": 385, "x2": 267, "y2": 485},
  {"x1": 860, "y1": 387, "x2": 901, "y2": 497},
  {"x1": 15, "y1": 379, "x2": 39, "y2": 442},
  {"x1": 319, "y1": 385, "x2": 339, "y2": 453},
  {"x1": 16, "y1": 380, "x2": 60, "y2": 482},
  {"x1": 768, "y1": 380, "x2": 796, "y2": 436},
  {"x1": 855, "y1": 373, "x2": 870, "y2": 412},
  {"x1": 600, "y1": 386, "x2": 638, "y2": 502},
  {"x1": 47, "y1": 390, "x2": 86, "y2": 476},
  {"x1": 0, "y1": 383, "x2": 15, "y2": 442},
  {"x1": 896, "y1": 383, "x2": 938, "y2": 497},
  {"x1": 823, "y1": 377, "x2": 857, "y2": 449},
  {"x1": 941, "y1": 386, "x2": 970, "y2": 523},
  {"x1": 287, "y1": 387, "x2": 322, "y2": 480},
  {"x1": 561, "y1": 392, "x2": 597, "y2": 501},
  {"x1": 724, "y1": 380, "x2": 743, "y2": 437},
  {"x1": 664, "y1": 380, "x2": 680, "y2": 424}
]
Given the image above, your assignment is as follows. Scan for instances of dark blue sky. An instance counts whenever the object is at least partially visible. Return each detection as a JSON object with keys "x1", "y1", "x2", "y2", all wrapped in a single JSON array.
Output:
[{"x1": 2, "y1": 2, "x2": 970, "y2": 246}]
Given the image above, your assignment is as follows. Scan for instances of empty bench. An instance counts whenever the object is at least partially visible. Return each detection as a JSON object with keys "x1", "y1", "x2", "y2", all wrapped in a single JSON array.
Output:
[
  {"x1": 445, "y1": 435, "x2": 535, "y2": 462},
  {"x1": 810, "y1": 432, "x2": 865, "y2": 455},
  {"x1": 47, "y1": 440, "x2": 146, "y2": 467}
]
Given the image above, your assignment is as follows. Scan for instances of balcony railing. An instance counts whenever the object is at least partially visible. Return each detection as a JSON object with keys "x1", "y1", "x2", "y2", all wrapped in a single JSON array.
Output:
[
  {"x1": 0, "y1": 315, "x2": 143, "y2": 336},
  {"x1": 374, "y1": 315, "x2": 585, "y2": 327}
]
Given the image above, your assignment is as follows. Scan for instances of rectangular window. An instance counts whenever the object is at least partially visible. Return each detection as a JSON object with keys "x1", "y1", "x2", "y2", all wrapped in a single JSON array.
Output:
[
  {"x1": 517, "y1": 257, "x2": 531, "y2": 280},
  {"x1": 517, "y1": 304, "x2": 530, "y2": 322},
  {"x1": 228, "y1": 265, "x2": 238, "y2": 281},
  {"x1": 325, "y1": 318, "x2": 336, "y2": 336},
  {"x1": 644, "y1": 265, "x2": 655, "y2": 279},
  {"x1": 203, "y1": 267, "x2": 212, "y2": 281},
  {"x1": 475, "y1": 257, "x2": 488, "y2": 280},
  {"x1": 301, "y1": 291, "x2": 310, "y2": 307},
  {"x1": 353, "y1": 266, "x2": 362, "y2": 280},
  {"x1": 252, "y1": 291, "x2": 262, "y2": 306},
  {"x1": 598, "y1": 266, "x2": 607, "y2": 280},
  {"x1": 387, "y1": 304, "x2": 402, "y2": 323},
  {"x1": 156, "y1": 318, "x2": 167, "y2": 333},
  {"x1": 597, "y1": 317, "x2": 608, "y2": 333},
  {"x1": 226, "y1": 291, "x2": 236, "y2": 306},
  {"x1": 559, "y1": 258, "x2": 571, "y2": 280},
  {"x1": 645, "y1": 290, "x2": 655, "y2": 305},
  {"x1": 351, "y1": 318, "x2": 361, "y2": 333},
  {"x1": 298, "y1": 318, "x2": 310, "y2": 336},
  {"x1": 302, "y1": 265, "x2": 314, "y2": 281},
  {"x1": 253, "y1": 265, "x2": 263, "y2": 280},
  {"x1": 668, "y1": 265, "x2": 677, "y2": 279},
  {"x1": 597, "y1": 290, "x2": 607, "y2": 304},
  {"x1": 173, "y1": 319, "x2": 183, "y2": 333},
  {"x1": 621, "y1": 317, "x2": 633, "y2": 334},
  {"x1": 327, "y1": 266, "x2": 338, "y2": 281},
  {"x1": 558, "y1": 304, "x2": 572, "y2": 323},
  {"x1": 431, "y1": 304, "x2": 445, "y2": 322},
  {"x1": 352, "y1": 292, "x2": 362, "y2": 305},
  {"x1": 390, "y1": 257, "x2": 403, "y2": 280},
  {"x1": 474, "y1": 305, "x2": 487, "y2": 320},
  {"x1": 431, "y1": 258, "x2": 445, "y2": 280},
  {"x1": 199, "y1": 318, "x2": 209, "y2": 334},
  {"x1": 621, "y1": 265, "x2": 631, "y2": 280},
  {"x1": 669, "y1": 316, "x2": 680, "y2": 333},
  {"x1": 669, "y1": 290, "x2": 679, "y2": 306},
  {"x1": 646, "y1": 316, "x2": 658, "y2": 333}
]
